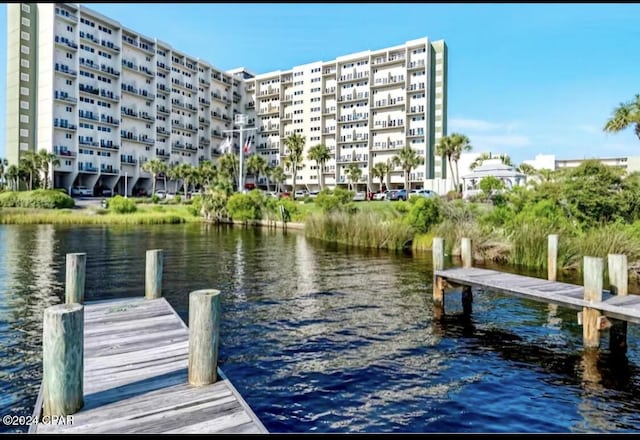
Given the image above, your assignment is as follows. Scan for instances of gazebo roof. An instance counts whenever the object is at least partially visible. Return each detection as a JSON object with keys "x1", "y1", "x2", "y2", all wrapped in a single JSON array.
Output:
[{"x1": 461, "y1": 159, "x2": 526, "y2": 180}]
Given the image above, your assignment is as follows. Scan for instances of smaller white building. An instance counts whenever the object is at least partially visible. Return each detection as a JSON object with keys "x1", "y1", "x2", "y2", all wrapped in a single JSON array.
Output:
[{"x1": 460, "y1": 158, "x2": 526, "y2": 199}]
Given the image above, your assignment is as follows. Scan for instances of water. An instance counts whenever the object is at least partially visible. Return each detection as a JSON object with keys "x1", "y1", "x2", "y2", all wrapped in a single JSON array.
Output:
[{"x1": 2, "y1": 223, "x2": 640, "y2": 433}]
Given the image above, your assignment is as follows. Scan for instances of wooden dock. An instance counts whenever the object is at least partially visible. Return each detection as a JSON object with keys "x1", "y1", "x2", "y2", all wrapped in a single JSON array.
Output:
[
  {"x1": 30, "y1": 296, "x2": 267, "y2": 434},
  {"x1": 435, "y1": 267, "x2": 640, "y2": 324}
]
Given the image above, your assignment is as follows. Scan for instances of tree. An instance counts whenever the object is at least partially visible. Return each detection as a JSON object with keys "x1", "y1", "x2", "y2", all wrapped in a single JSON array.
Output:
[
  {"x1": 270, "y1": 165, "x2": 286, "y2": 193},
  {"x1": 198, "y1": 160, "x2": 217, "y2": 190},
  {"x1": 5, "y1": 164, "x2": 19, "y2": 191},
  {"x1": 283, "y1": 133, "x2": 306, "y2": 199},
  {"x1": 141, "y1": 158, "x2": 166, "y2": 196},
  {"x1": 392, "y1": 145, "x2": 424, "y2": 191},
  {"x1": 345, "y1": 163, "x2": 362, "y2": 191},
  {"x1": 307, "y1": 143, "x2": 331, "y2": 190},
  {"x1": 246, "y1": 154, "x2": 267, "y2": 189},
  {"x1": 218, "y1": 153, "x2": 239, "y2": 190},
  {"x1": 20, "y1": 152, "x2": 40, "y2": 191},
  {"x1": 0, "y1": 158, "x2": 7, "y2": 190},
  {"x1": 604, "y1": 94, "x2": 640, "y2": 141},
  {"x1": 436, "y1": 135, "x2": 456, "y2": 191},
  {"x1": 517, "y1": 163, "x2": 536, "y2": 175},
  {"x1": 38, "y1": 149, "x2": 60, "y2": 189},
  {"x1": 371, "y1": 161, "x2": 392, "y2": 192},
  {"x1": 470, "y1": 152, "x2": 513, "y2": 170},
  {"x1": 176, "y1": 163, "x2": 196, "y2": 198},
  {"x1": 450, "y1": 133, "x2": 472, "y2": 190}
]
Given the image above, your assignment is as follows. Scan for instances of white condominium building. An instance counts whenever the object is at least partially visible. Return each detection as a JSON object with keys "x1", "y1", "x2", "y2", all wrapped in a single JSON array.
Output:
[{"x1": 6, "y1": 3, "x2": 448, "y2": 195}]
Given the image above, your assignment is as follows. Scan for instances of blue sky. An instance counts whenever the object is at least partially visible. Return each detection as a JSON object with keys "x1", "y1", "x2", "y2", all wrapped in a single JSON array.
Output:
[{"x1": 1, "y1": 2, "x2": 639, "y2": 164}]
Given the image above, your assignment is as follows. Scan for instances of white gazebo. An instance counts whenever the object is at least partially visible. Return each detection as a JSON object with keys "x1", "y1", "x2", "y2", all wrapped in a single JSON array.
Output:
[{"x1": 461, "y1": 159, "x2": 526, "y2": 199}]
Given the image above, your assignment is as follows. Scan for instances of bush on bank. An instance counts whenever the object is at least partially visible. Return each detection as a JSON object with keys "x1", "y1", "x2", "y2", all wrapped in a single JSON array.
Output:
[{"x1": 0, "y1": 190, "x2": 74, "y2": 209}]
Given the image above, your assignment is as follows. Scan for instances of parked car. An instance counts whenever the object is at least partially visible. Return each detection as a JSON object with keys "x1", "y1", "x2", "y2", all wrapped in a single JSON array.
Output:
[
  {"x1": 71, "y1": 186, "x2": 93, "y2": 196},
  {"x1": 309, "y1": 191, "x2": 319, "y2": 198},
  {"x1": 388, "y1": 189, "x2": 408, "y2": 201},
  {"x1": 386, "y1": 190, "x2": 400, "y2": 201},
  {"x1": 294, "y1": 190, "x2": 308, "y2": 198},
  {"x1": 155, "y1": 190, "x2": 175, "y2": 199},
  {"x1": 372, "y1": 191, "x2": 387, "y2": 200},
  {"x1": 352, "y1": 191, "x2": 366, "y2": 201},
  {"x1": 101, "y1": 188, "x2": 113, "y2": 197},
  {"x1": 410, "y1": 189, "x2": 438, "y2": 198}
]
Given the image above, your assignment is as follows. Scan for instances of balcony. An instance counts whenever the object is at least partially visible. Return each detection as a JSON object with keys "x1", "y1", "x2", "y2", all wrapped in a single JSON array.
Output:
[
  {"x1": 157, "y1": 84, "x2": 170, "y2": 95},
  {"x1": 372, "y1": 119, "x2": 405, "y2": 131},
  {"x1": 259, "y1": 87, "x2": 279, "y2": 98},
  {"x1": 100, "y1": 165, "x2": 118, "y2": 175},
  {"x1": 55, "y1": 9, "x2": 77, "y2": 23},
  {"x1": 79, "y1": 84, "x2": 99, "y2": 96},
  {"x1": 78, "y1": 164, "x2": 97, "y2": 173},
  {"x1": 156, "y1": 149, "x2": 170, "y2": 158},
  {"x1": 211, "y1": 111, "x2": 225, "y2": 121},
  {"x1": 157, "y1": 105, "x2": 170, "y2": 115},
  {"x1": 199, "y1": 98, "x2": 211, "y2": 107},
  {"x1": 54, "y1": 63, "x2": 76, "y2": 77},
  {"x1": 100, "y1": 64, "x2": 120, "y2": 78},
  {"x1": 408, "y1": 60, "x2": 426, "y2": 70},
  {"x1": 78, "y1": 112, "x2": 98, "y2": 122},
  {"x1": 54, "y1": 36, "x2": 77, "y2": 50},
  {"x1": 407, "y1": 105, "x2": 425, "y2": 115},
  {"x1": 54, "y1": 91, "x2": 77, "y2": 104},
  {"x1": 53, "y1": 147, "x2": 76, "y2": 157},
  {"x1": 337, "y1": 71, "x2": 368, "y2": 83},
  {"x1": 323, "y1": 87, "x2": 336, "y2": 95},
  {"x1": 199, "y1": 77, "x2": 211, "y2": 87},
  {"x1": 211, "y1": 130, "x2": 223, "y2": 138},
  {"x1": 338, "y1": 92, "x2": 369, "y2": 103},
  {"x1": 99, "y1": 90, "x2": 119, "y2": 102},
  {"x1": 407, "y1": 83, "x2": 426, "y2": 92},
  {"x1": 338, "y1": 113, "x2": 369, "y2": 123},
  {"x1": 258, "y1": 106, "x2": 280, "y2": 116},
  {"x1": 372, "y1": 54, "x2": 406, "y2": 67},
  {"x1": 172, "y1": 141, "x2": 185, "y2": 150},
  {"x1": 78, "y1": 138, "x2": 98, "y2": 147},
  {"x1": 372, "y1": 76, "x2": 405, "y2": 89},
  {"x1": 120, "y1": 156, "x2": 137, "y2": 165},
  {"x1": 100, "y1": 141, "x2": 119, "y2": 150},
  {"x1": 53, "y1": 119, "x2": 77, "y2": 131},
  {"x1": 99, "y1": 116, "x2": 120, "y2": 126},
  {"x1": 100, "y1": 39, "x2": 120, "y2": 53},
  {"x1": 79, "y1": 32, "x2": 100, "y2": 46},
  {"x1": 371, "y1": 140, "x2": 404, "y2": 152},
  {"x1": 156, "y1": 126, "x2": 170, "y2": 137},
  {"x1": 199, "y1": 137, "x2": 210, "y2": 146},
  {"x1": 245, "y1": 102, "x2": 255, "y2": 110},
  {"x1": 157, "y1": 61, "x2": 169, "y2": 72},
  {"x1": 373, "y1": 96, "x2": 405, "y2": 109}
]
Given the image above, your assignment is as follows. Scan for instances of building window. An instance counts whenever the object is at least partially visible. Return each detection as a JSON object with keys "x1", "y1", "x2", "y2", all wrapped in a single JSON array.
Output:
[
  {"x1": 20, "y1": 142, "x2": 29, "y2": 150},
  {"x1": 20, "y1": 45, "x2": 30, "y2": 55},
  {"x1": 20, "y1": 101, "x2": 29, "y2": 110},
  {"x1": 21, "y1": 4, "x2": 30, "y2": 13},
  {"x1": 21, "y1": 31, "x2": 30, "y2": 41},
  {"x1": 20, "y1": 128, "x2": 29, "y2": 138},
  {"x1": 20, "y1": 114, "x2": 29, "y2": 123},
  {"x1": 20, "y1": 59, "x2": 29, "y2": 68},
  {"x1": 20, "y1": 87, "x2": 29, "y2": 96},
  {"x1": 66, "y1": 79, "x2": 73, "y2": 85},
  {"x1": 21, "y1": 17, "x2": 30, "y2": 27},
  {"x1": 20, "y1": 73, "x2": 29, "y2": 82}
]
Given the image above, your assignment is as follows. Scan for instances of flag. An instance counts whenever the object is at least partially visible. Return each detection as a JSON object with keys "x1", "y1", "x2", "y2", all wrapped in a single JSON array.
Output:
[
  {"x1": 243, "y1": 135, "x2": 253, "y2": 155},
  {"x1": 220, "y1": 137, "x2": 231, "y2": 154}
]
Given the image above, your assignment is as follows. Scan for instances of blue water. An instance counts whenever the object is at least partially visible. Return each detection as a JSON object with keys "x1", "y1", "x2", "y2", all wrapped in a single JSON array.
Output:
[{"x1": 1, "y1": 224, "x2": 640, "y2": 433}]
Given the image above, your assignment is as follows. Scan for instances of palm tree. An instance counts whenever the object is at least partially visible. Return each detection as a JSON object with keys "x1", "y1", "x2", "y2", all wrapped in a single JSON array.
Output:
[
  {"x1": 0, "y1": 158, "x2": 7, "y2": 190},
  {"x1": 283, "y1": 134, "x2": 306, "y2": 199},
  {"x1": 470, "y1": 152, "x2": 513, "y2": 170},
  {"x1": 392, "y1": 145, "x2": 425, "y2": 191},
  {"x1": 307, "y1": 143, "x2": 331, "y2": 190},
  {"x1": 246, "y1": 154, "x2": 267, "y2": 189},
  {"x1": 436, "y1": 135, "x2": 456, "y2": 191},
  {"x1": 217, "y1": 153, "x2": 239, "y2": 190},
  {"x1": 345, "y1": 163, "x2": 362, "y2": 191},
  {"x1": 38, "y1": 149, "x2": 60, "y2": 189},
  {"x1": 517, "y1": 163, "x2": 536, "y2": 175},
  {"x1": 176, "y1": 163, "x2": 196, "y2": 198},
  {"x1": 198, "y1": 160, "x2": 217, "y2": 190},
  {"x1": 270, "y1": 165, "x2": 286, "y2": 193},
  {"x1": 20, "y1": 152, "x2": 40, "y2": 191},
  {"x1": 5, "y1": 164, "x2": 19, "y2": 191},
  {"x1": 142, "y1": 158, "x2": 166, "y2": 196},
  {"x1": 604, "y1": 94, "x2": 640, "y2": 141},
  {"x1": 450, "y1": 133, "x2": 472, "y2": 190},
  {"x1": 371, "y1": 161, "x2": 391, "y2": 193}
]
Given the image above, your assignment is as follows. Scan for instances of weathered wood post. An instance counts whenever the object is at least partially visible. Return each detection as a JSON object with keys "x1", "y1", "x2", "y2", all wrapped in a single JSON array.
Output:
[
  {"x1": 548, "y1": 234, "x2": 558, "y2": 282},
  {"x1": 42, "y1": 303, "x2": 84, "y2": 417},
  {"x1": 188, "y1": 289, "x2": 221, "y2": 386},
  {"x1": 460, "y1": 237, "x2": 473, "y2": 314},
  {"x1": 145, "y1": 249, "x2": 163, "y2": 300},
  {"x1": 65, "y1": 253, "x2": 86, "y2": 304},
  {"x1": 582, "y1": 256, "x2": 603, "y2": 349},
  {"x1": 432, "y1": 237, "x2": 445, "y2": 318},
  {"x1": 608, "y1": 254, "x2": 628, "y2": 354}
]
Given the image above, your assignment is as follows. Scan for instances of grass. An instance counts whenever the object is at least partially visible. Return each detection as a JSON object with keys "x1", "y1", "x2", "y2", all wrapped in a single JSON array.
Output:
[{"x1": 0, "y1": 203, "x2": 201, "y2": 225}]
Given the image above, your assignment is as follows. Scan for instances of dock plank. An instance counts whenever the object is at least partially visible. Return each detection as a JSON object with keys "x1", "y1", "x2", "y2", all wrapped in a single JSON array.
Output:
[
  {"x1": 436, "y1": 267, "x2": 640, "y2": 325},
  {"x1": 32, "y1": 297, "x2": 267, "y2": 434}
]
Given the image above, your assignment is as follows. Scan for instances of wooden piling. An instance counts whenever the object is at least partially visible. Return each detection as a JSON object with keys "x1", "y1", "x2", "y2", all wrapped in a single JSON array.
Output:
[
  {"x1": 547, "y1": 234, "x2": 558, "y2": 282},
  {"x1": 188, "y1": 289, "x2": 221, "y2": 386},
  {"x1": 42, "y1": 303, "x2": 84, "y2": 417},
  {"x1": 145, "y1": 249, "x2": 163, "y2": 300},
  {"x1": 460, "y1": 237, "x2": 473, "y2": 313},
  {"x1": 582, "y1": 256, "x2": 603, "y2": 349},
  {"x1": 432, "y1": 237, "x2": 445, "y2": 317},
  {"x1": 65, "y1": 253, "x2": 86, "y2": 304},
  {"x1": 608, "y1": 254, "x2": 628, "y2": 354}
]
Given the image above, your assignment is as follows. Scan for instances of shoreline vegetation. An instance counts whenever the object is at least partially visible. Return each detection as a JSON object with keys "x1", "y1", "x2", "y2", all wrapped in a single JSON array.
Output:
[{"x1": 3, "y1": 160, "x2": 640, "y2": 279}]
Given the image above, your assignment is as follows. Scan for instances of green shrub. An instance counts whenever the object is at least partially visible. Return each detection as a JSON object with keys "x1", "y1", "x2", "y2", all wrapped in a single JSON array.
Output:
[
  {"x1": 107, "y1": 195, "x2": 137, "y2": 214},
  {"x1": 151, "y1": 194, "x2": 160, "y2": 204},
  {"x1": 403, "y1": 196, "x2": 443, "y2": 234},
  {"x1": 187, "y1": 195, "x2": 202, "y2": 216},
  {"x1": 315, "y1": 187, "x2": 353, "y2": 213},
  {"x1": 1, "y1": 190, "x2": 75, "y2": 209},
  {"x1": 174, "y1": 194, "x2": 182, "y2": 203},
  {"x1": 227, "y1": 192, "x2": 262, "y2": 221}
]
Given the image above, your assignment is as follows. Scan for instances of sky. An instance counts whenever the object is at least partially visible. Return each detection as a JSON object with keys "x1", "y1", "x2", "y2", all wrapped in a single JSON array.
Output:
[{"x1": 1, "y1": 2, "x2": 639, "y2": 164}]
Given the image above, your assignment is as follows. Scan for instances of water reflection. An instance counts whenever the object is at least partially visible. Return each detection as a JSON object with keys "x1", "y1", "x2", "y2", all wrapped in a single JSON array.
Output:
[{"x1": 2, "y1": 224, "x2": 640, "y2": 433}]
